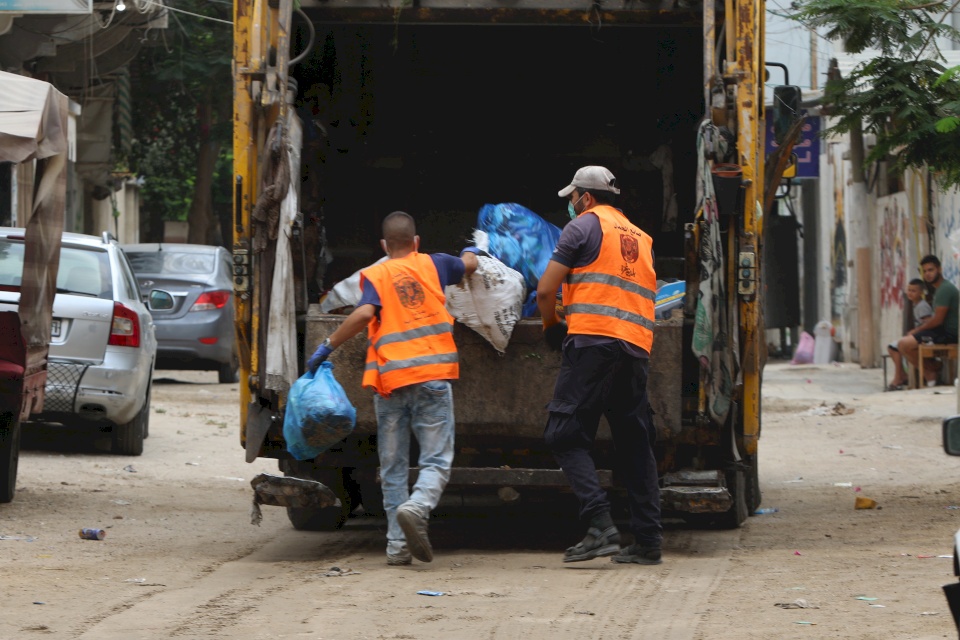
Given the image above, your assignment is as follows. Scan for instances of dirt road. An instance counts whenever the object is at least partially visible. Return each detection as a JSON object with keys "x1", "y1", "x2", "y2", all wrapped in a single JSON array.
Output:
[{"x1": 1, "y1": 362, "x2": 959, "y2": 639}]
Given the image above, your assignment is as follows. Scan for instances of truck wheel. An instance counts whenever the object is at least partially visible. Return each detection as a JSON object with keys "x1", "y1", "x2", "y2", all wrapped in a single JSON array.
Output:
[
  {"x1": 112, "y1": 383, "x2": 149, "y2": 456},
  {"x1": 0, "y1": 412, "x2": 20, "y2": 503},
  {"x1": 682, "y1": 466, "x2": 749, "y2": 530},
  {"x1": 714, "y1": 466, "x2": 749, "y2": 529},
  {"x1": 284, "y1": 467, "x2": 352, "y2": 531},
  {"x1": 218, "y1": 352, "x2": 239, "y2": 384}
]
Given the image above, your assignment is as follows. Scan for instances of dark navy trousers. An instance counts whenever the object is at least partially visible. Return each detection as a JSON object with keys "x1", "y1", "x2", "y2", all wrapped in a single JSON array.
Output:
[{"x1": 544, "y1": 341, "x2": 662, "y2": 547}]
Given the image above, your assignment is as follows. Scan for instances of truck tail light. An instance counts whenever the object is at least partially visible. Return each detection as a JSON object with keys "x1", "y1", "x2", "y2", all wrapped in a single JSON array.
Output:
[
  {"x1": 108, "y1": 302, "x2": 140, "y2": 348},
  {"x1": 190, "y1": 290, "x2": 230, "y2": 312}
]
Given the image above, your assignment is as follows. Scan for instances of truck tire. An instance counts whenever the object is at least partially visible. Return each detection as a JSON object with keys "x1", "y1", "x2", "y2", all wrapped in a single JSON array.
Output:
[
  {"x1": 283, "y1": 467, "x2": 352, "y2": 531},
  {"x1": 113, "y1": 383, "x2": 149, "y2": 456},
  {"x1": 682, "y1": 465, "x2": 749, "y2": 529},
  {"x1": 714, "y1": 465, "x2": 749, "y2": 529},
  {"x1": 0, "y1": 412, "x2": 20, "y2": 503}
]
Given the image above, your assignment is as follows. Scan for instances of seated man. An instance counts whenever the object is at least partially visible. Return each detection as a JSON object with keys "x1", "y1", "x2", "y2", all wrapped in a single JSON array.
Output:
[
  {"x1": 896, "y1": 255, "x2": 960, "y2": 387},
  {"x1": 887, "y1": 278, "x2": 933, "y2": 390}
]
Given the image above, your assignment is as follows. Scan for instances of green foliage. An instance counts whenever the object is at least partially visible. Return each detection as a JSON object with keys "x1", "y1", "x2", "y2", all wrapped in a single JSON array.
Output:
[
  {"x1": 127, "y1": 0, "x2": 232, "y2": 236},
  {"x1": 793, "y1": 0, "x2": 960, "y2": 188}
]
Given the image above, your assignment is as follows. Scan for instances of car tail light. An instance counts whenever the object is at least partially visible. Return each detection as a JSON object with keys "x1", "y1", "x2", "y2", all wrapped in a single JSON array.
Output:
[
  {"x1": 108, "y1": 302, "x2": 140, "y2": 348},
  {"x1": 199, "y1": 337, "x2": 218, "y2": 345},
  {"x1": 190, "y1": 290, "x2": 230, "y2": 312}
]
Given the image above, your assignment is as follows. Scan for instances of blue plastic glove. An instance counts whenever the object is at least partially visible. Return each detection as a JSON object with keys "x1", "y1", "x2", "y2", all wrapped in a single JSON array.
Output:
[{"x1": 307, "y1": 343, "x2": 333, "y2": 373}]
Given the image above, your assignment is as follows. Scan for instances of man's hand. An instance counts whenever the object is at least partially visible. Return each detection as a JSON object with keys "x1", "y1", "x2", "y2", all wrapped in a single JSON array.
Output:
[
  {"x1": 543, "y1": 320, "x2": 568, "y2": 351},
  {"x1": 307, "y1": 342, "x2": 333, "y2": 373}
]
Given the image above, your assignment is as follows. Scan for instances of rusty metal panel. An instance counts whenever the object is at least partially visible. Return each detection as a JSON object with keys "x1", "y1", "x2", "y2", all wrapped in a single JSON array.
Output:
[
  {"x1": 660, "y1": 486, "x2": 732, "y2": 513},
  {"x1": 306, "y1": 306, "x2": 684, "y2": 442}
]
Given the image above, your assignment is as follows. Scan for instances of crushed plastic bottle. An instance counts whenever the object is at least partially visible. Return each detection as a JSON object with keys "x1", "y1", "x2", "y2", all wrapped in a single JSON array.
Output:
[{"x1": 755, "y1": 507, "x2": 779, "y2": 514}]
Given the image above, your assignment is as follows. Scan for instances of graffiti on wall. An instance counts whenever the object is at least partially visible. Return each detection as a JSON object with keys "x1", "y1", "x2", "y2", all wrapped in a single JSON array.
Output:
[
  {"x1": 938, "y1": 190, "x2": 960, "y2": 287},
  {"x1": 879, "y1": 197, "x2": 908, "y2": 310},
  {"x1": 831, "y1": 160, "x2": 847, "y2": 327}
]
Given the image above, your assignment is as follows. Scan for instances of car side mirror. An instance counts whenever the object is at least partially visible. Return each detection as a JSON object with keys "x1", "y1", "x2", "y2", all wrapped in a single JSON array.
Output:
[
  {"x1": 148, "y1": 289, "x2": 174, "y2": 311},
  {"x1": 943, "y1": 416, "x2": 960, "y2": 455}
]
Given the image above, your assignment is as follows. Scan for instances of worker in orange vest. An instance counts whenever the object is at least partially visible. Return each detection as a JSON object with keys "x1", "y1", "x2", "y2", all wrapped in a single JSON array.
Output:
[
  {"x1": 537, "y1": 166, "x2": 663, "y2": 566},
  {"x1": 308, "y1": 211, "x2": 478, "y2": 566}
]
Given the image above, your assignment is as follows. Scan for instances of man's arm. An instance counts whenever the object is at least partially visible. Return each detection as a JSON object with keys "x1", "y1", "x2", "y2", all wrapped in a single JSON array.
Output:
[
  {"x1": 461, "y1": 252, "x2": 479, "y2": 277},
  {"x1": 327, "y1": 303, "x2": 377, "y2": 348},
  {"x1": 537, "y1": 260, "x2": 571, "y2": 328},
  {"x1": 910, "y1": 305, "x2": 947, "y2": 334}
]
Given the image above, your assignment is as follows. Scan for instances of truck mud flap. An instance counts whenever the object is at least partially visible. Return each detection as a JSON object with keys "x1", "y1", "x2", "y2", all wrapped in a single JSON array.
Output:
[{"x1": 249, "y1": 472, "x2": 341, "y2": 525}]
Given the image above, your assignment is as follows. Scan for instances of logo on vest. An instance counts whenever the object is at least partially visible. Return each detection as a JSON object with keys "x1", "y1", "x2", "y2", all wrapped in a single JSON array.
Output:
[
  {"x1": 394, "y1": 276, "x2": 425, "y2": 309},
  {"x1": 620, "y1": 234, "x2": 639, "y2": 263}
]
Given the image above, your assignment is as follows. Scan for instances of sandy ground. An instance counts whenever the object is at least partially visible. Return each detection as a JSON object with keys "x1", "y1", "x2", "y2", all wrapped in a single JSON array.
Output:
[{"x1": 1, "y1": 362, "x2": 959, "y2": 639}]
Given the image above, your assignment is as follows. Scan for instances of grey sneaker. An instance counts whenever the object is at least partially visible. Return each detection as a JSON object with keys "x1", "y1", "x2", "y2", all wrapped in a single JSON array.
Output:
[
  {"x1": 396, "y1": 503, "x2": 433, "y2": 563},
  {"x1": 387, "y1": 546, "x2": 412, "y2": 566},
  {"x1": 563, "y1": 526, "x2": 621, "y2": 563},
  {"x1": 612, "y1": 543, "x2": 662, "y2": 565}
]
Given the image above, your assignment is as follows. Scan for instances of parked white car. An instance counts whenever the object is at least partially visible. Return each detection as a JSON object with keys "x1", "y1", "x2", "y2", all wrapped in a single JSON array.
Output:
[{"x1": 0, "y1": 229, "x2": 158, "y2": 455}]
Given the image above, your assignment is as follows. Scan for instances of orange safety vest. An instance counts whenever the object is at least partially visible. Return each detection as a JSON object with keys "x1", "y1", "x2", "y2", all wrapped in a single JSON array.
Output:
[
  {"x1": 360, "y1": 252, "x2": 459, "y2": 396},
  {"x1": 562, "y1": 205, "x2": 656, "y2": 353}
]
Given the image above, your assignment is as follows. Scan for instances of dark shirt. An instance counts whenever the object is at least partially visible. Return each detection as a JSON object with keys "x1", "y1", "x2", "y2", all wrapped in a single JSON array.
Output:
[
  {"x1": 550, "y1": 211, "x2": 651, "y2": 358},
  {"x1": 358, "y1": 253, "x2": 466, "y2": 308}
]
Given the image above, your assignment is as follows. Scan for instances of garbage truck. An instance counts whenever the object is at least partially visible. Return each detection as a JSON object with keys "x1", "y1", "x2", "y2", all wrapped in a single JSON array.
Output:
[{"x1": 234, "y1": 0, "x2": 797, "y2": 530}]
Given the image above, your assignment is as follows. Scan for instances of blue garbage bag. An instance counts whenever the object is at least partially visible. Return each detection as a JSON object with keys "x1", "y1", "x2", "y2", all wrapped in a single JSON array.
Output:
[
  {"x1": 476, "y1": 203, "x2": 562, "y2": 318},
  {"x1": 282, "y1": 362, "x2": 357, "y2": 461}
]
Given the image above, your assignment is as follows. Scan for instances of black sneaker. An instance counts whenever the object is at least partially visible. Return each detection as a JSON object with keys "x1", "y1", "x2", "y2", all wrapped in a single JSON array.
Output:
[
  {"x1": 396, "y1": 502, "x2": 433, "y2": 563},
  {"x1": 563, "y1": 526, "x2": 621, "y2": 563},
  {"x1": 612, "y1": 543, "x2": 662, "y2": 565}
]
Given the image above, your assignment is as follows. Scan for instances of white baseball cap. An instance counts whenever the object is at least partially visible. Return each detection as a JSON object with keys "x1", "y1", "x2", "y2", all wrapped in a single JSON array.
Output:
[{"x1": 558, "y1": 165, "x2": 621, "y2": 198}]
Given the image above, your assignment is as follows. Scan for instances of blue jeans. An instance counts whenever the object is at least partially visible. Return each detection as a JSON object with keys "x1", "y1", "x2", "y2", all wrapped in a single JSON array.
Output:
[{"x1": 374, "y1": 380, "x2": 455, "y2": 555}]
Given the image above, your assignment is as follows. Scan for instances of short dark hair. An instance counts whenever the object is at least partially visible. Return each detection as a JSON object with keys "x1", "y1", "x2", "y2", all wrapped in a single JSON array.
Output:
[
  {"x1": 580, "y1": 188, "x2": 618, "y2": 207},
  {"x1": 921, "y1": 254, "x2": 941, "y2": 268},
  {"x1": 382, "y1": 211, "x2": 417, "y2": 250},
  {"x1": 908, "y1": 278, "x2": 924, "y2": 287}
]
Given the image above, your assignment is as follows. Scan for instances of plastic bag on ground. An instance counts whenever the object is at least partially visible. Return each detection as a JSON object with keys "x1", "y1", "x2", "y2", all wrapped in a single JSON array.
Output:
[
  {"x1": 446, "y1": 254, "x2": 526, "y2": 353},
  {"x1": 475, "y1": 203, "x2": 561, "y2": 315},
  {"x1": 282, "y1": 362, "x2": 357, "y2": 460},
  {"x1": 791, "y1": 331, "x2": 815, "y2": 365}
]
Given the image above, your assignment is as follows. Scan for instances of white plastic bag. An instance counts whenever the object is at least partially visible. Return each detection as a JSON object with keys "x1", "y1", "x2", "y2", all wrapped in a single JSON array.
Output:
[
  {"x1": 320, "y1": 256, "x2": 388, "y2": 312},
  {"x1": 445, "y1": 254, "x2": 526, "y2": 353}
]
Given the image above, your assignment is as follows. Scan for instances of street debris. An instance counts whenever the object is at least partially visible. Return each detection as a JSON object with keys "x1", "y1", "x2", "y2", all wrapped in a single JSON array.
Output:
[
  {"x1": 855, "y1": 596, "x2": 878, "y2": 601},
  {"x1": 574, "y1": 610, "x2": 596, "y2": 615},
  {"x1": 755, "y1": 507, "x2": 779, "y2": 514},
  {"x1": 323, "y1": 567, "x2": 361, "y2": 577},
  {"x1": 122, "y1": 465, "x2": 137, "y2": 473},
  {"x1": 833, "y1": 482, "x2": 853, "y2": 487},
  {"x1": 854, "y1": 496, "x2": 878, "y2": 510},
  {"x1": 803, "y1": 402, "x2": 854, "y2": 417},
  {"x1": 417, "y1": 590, "x2": 445, "y2": 596},
  {"x1": 775, "y1": 599, "x2": 819, "y2": 609},
  {"x1": 0, "y1": 535, "x2": 36, "y2": 541}
]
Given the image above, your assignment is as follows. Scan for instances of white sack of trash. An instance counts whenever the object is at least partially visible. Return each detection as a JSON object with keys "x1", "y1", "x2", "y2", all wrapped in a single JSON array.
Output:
[{"x1": 445, "y1": 253, "x2": 526, "y2": 353}]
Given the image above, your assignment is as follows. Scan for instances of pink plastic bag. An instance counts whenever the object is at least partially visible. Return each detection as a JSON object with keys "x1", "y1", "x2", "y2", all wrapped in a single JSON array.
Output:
[{"x1": 791, "y1": 331, "x2": 815, "y2": 364}]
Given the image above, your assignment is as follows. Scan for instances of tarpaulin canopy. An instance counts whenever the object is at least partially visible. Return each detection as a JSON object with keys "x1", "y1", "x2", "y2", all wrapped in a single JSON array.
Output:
[{"x1": 0, "y1": 71, "x2": 68, "y2": 164}]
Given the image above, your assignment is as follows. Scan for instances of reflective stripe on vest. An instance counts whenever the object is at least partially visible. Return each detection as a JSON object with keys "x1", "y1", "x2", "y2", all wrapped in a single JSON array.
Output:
[
  {"x1": 360, "y1": 252, "x2": 459, "y2": 396},
  {"x1": 563, "y1": 205, "x2": 656, "y2": 352}
]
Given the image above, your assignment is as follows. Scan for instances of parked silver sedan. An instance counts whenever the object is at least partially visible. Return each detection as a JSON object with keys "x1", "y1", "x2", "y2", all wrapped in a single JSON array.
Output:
[
  {"x1": 121, "y1": 243, "x2": 238, "y2": 383},
  {"x1": 0, "y1": 229, "x2": 157, "y2": 455}
]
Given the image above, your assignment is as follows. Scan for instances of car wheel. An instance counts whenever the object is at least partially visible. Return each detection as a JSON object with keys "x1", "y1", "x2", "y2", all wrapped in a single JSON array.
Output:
[
  {"x1": 112, "y1": 382, "x2": 149, "y2": 456},
  {"x1": 218, "y1": 352, "x2": 239, "y2": 384},
  {"x1": 0, "y1": 412, "x2": 21, "y2": 503}
]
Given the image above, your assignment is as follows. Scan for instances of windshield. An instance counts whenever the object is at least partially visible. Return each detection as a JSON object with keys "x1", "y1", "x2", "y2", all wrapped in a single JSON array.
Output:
[
  {"x1": 126, "y1": 251, "x2": 215, "y2": 276},
  {"x1": 0, "y1": 238, "x2": 112, "y2": 298}
]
